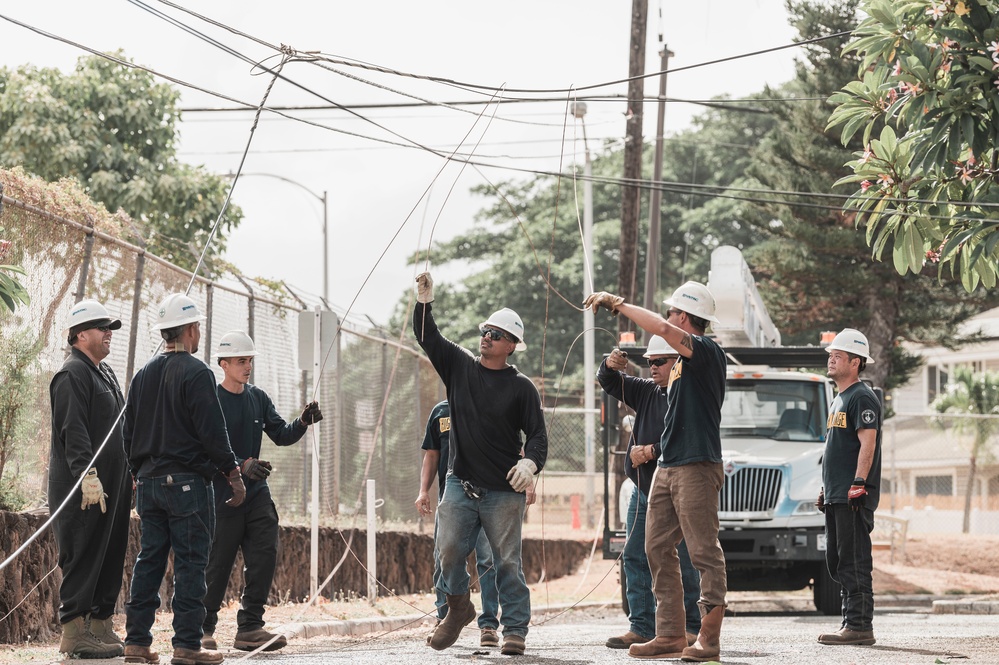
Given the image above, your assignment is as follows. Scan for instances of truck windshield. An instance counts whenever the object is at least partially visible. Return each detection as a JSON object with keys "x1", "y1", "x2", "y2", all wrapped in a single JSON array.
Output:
[{"x1": 721, "y1": 379, "x2": 826, "y2": 442}]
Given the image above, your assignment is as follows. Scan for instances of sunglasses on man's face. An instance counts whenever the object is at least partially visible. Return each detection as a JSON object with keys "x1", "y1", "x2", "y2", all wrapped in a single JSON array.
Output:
[
  {"x1": 481, "y1": 328, "x2": 513, "y2": 343},
  {"x1": 647, "y1": 356, "x2": 677, "y2": 368}
]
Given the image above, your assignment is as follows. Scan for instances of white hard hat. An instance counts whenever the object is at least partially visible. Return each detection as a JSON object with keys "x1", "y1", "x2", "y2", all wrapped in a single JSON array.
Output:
[
  {"x1": 213, "y1": 331, "x2": 257, "y2": 359},
  {"x1": 643, "y1": 335, "x2": 678, "y2": 358},
  {"x1": 479, "y1": 308, "x2": 527, "y2": 351},
  {"x1": 151, "y1": 293, "x2": 206, "y2": 331},
  {"x1": 66, "y1": 299, "x2": 122, "y2": 333},
  {"x1": 663, "y1": 281, "x2": 719, "y2": 323},
  {"x1": 825, "y1": 328, "x2": 875, "y2": 363}
]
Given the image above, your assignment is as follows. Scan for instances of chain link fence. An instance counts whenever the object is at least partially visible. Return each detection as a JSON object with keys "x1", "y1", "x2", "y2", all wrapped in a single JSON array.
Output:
[{"x1": 0, "y1": 173, "x2": 604, "y2": 531}]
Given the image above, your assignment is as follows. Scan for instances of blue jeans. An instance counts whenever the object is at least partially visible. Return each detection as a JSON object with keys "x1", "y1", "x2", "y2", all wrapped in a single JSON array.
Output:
[
  {"x1": 625, "y1": 489, "x2": 701, "y2": 636},
  {"x1": 437, "y1": 475, "x2": 529, "y2": 637},
  {"x1": 125, "y1": 474, "x2": 215, "y2": 650},
  {"x1": 433, "y1": 519, "x2": 498, "y2": 628}
]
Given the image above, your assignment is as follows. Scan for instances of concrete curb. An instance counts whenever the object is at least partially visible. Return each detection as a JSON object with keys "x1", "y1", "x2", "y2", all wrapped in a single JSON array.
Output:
[
  {"x1": 932, "y1": 596, "x2": 999, "y2": 615},
  {"x1": 279, "y1": 600, "x2": 619, "y2": 640}
]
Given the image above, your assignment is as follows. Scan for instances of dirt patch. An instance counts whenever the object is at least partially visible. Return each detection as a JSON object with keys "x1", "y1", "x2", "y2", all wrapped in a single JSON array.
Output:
[{"x1": 873, "y1": 533, "x2": 999, "y2": 595}]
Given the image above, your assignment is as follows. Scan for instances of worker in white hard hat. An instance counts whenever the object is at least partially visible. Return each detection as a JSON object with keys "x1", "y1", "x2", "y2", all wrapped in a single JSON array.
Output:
[
  {"x1": 585, "y1": 282, "x2": 727, "y2": 662},
  {"x1": 597, "y1": 336, "x2": 701, "y2": 650},
  {"x1": 816, "y1": 328, "x2": 882, "y2": 647},
  {"x1": 122, "y1": 293, "x2": 246, "y2": 665},
  {"x1": 49, "y1": 299, "x2": 129, "y2": 658},
  {"x1": 413, "y1": 272, "x2": 547, "y2": 656},
  {"x1": 201, "y1": 331, "x2": 322, "y2": 653}
]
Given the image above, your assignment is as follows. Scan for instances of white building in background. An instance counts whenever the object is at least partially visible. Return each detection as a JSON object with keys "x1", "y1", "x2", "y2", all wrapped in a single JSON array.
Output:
[{"x1": 886, "y1": 307, "x2": 999, "y2": 534}]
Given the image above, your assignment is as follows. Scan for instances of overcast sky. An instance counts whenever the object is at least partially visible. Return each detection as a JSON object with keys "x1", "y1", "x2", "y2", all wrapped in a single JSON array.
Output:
[{"x1": 0, "y1": 1, "x2": 802, "y2": 323}]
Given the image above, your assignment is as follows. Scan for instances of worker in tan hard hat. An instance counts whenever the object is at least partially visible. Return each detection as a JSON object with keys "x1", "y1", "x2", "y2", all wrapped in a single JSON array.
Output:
[
  {"x1": 201, "y1": 331, "x2": 322, "y2": 653},
  {"x1": 585, "y1": 281, "x2": 727, "y2": 662},
  {"x1": 122, "y1": 293, "x2": 246, "y2": 665},
  {"x1": 49, "y1": 299, "x2": 129, "y2": 658}
]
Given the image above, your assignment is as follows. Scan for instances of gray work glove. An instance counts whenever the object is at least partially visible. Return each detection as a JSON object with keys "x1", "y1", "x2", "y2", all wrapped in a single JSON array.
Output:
[
  {"x1": 225, "y1": 467, "x2": 247, "y2": 507},
  {"x1": 583, "y1": 291, "x2": 625, "y2": 315},
  {"x1": 81, "y1": 467, "x2": 107, "y2": 513},
  {"x1": 241, "y1": 458, "x2": 272, "y2": 481},
  {"x1": 301, "y1": 401, "x2": 323, "y2": 425},
  {"x1": 816, "y1": 488, "x2": 825, "y2": 514},
  {"x1": 507, "y1": 458, "x2": 538, "y2": 493},
  {"x1": 416, "y1": 272, "x2": 434, "y2": 304}
]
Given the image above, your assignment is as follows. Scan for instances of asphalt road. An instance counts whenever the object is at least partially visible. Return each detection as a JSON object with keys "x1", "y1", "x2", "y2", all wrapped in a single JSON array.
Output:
[{"x1": 235, "y1": 603, "x2": 998, "y2": 665}]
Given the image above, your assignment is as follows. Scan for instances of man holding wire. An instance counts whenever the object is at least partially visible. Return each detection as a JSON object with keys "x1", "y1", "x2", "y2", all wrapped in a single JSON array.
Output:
[
  {"x1": 49, "y1": 299, "x2": 130, "y2": 658},
  {"x1": 201, "y1": 331, "x2": 322, "y2": 653},
  {"x1": 413, "y1": 272, "x2": 547, "y2": 656},
  {"x1": 597, "y1": 336, "x2": 701, "y2": 650}
]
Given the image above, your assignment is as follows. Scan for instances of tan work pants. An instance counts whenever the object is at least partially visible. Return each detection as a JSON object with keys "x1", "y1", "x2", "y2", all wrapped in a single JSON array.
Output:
[{"x1": 645, "y1": 461, "x2": 727, "y2": 637}]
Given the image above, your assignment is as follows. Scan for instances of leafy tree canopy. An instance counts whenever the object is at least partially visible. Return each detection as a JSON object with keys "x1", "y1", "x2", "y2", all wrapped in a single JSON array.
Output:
[
  {"x1": 0, "y1": 52, "x2": 241, "y2": 272},
  {"x1": 828, "y1": 0, "x2": 999, "y2": 291}
]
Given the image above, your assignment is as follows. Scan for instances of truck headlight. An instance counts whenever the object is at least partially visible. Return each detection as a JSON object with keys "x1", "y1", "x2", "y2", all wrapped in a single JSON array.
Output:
[{"x1": 793, "y1": 500, "x2": 821, "y2": 516}]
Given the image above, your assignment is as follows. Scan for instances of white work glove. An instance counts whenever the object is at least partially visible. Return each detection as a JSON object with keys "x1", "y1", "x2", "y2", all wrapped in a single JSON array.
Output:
[
  {"x1": 507, "y1": 458, "x2": 538, "y2": 493},
  {"x1": 81, "y1": 467, "x2": 107, "y2": 513},
  {"x1": 416, "y1": 272, "x2": 434, "y2": 304}
]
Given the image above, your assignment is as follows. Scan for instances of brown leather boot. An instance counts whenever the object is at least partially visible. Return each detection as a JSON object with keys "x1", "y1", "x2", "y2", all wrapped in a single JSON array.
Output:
[
  {"x1": 428, "y1": 592, "x2": 476, "y2": 651},
  {"x1": 234, "y1": 628, "x2": 288, "y2": 651},
  {"x1": 124, "y1": 643, "x2": 161, "y2": 664},
  {"x1": 681, "y1": 605, "x2": 724, "y2": 662},
  {"x1": 170, "y1": 646, "x2": 224, "y2": 665},
  {"x1": 627, "y1": 636, "x2": 687, "y2": 659}
]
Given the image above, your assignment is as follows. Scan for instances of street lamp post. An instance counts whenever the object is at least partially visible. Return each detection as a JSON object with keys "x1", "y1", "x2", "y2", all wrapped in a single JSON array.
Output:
[
  {"x1": 227, "y1": 172, "x2": 329, "y2": 301},
  {"x1": 571, "y1": 101, "x2": 596, "y2": 528}
]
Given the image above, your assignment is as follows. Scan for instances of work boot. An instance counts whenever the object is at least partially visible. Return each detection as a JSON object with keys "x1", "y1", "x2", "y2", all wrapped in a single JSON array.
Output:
[
  {"x1": 681, "y1": 605, "x2": 725, "y2": 662},
  {"x1": 170, "y1": 646, "x2": 224, "y2": 665},
  {"x1": 89, "y1": 615, "x2": 125, "y2": 647},
  {"x1": 817, "y1": 627, "x2": 876, "y2": 646},
  {"x1": 605, "y1": 631, "x2": 652, "y2": 649},
  {"x1": 201, "y1": 630, "x2": 217, "y2": 650},
  {"x1": 480, "y1": 627, "x2": 500, "y2": 647},
  {"x1": 428, "y1": 592, "x2": 476, "y2": 651},
  {"x1": 233, "y1": 628, "x2": 288, "y2": 651},
  {"x1": 426, "y1": 619, "x2": 441, "y2": 646},
  {"x1": 627, "y1": 636, "x2": 687, "y2": 659},
  {"x1": 59, "y1": 616, "x2": 123, "y2": 659},
  {"x1": 501, "y1": 634, "x2": 526, "y2": 656},
  {"x1": 124, "y1": 644, "x2": 160, "y2": 664}
]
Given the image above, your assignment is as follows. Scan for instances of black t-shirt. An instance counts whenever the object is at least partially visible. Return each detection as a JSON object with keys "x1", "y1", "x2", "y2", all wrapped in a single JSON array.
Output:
[
  {"x1": 596, "y1": 358, "x2": 666, "y2": 495},
  {"x1": 421, "y1": 400, "x2": 451, "y2": 501},
  {"x1": 212, "y1": 383, "x2": 308, "y2": 516},
  {"x1": 414, "y1": 303, "x2": 547, "y2": 491},
  {"x1": 659, "y1": 335, "x2": 727, "y2": 467},
  {"x1": 822, "y1": 381, "x2": 882, "y2": 509}
]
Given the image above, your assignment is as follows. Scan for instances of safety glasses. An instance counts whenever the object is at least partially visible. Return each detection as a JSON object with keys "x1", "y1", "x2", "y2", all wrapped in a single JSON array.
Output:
[
  {"x1": 480, "y1": 327, "x2": 514, "y2": 343},
  {"x1": 647, "y1": 356, "x2": 677, "y2": 368}
]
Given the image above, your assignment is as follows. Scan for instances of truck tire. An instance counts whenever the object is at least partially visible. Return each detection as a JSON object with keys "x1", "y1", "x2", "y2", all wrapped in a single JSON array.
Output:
[
  {"x1": 620, "y1": 560, "x2": 630, "y2": 617},
  {"x1": 812, "y1": 565, "x2": 841, "y2": 615}
]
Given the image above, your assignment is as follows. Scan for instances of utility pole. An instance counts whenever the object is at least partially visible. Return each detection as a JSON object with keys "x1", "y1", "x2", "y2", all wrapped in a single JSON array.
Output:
[
  {"x1": 618, "y1": 0, "x2": 647, "y2": 336},
  {"x1": 641, "y1": 46, "x2": 674, "y2": 335}
]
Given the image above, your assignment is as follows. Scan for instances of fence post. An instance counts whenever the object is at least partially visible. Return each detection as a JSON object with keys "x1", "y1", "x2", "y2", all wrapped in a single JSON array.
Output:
[
  {"x1": 234, "y1": 275, "x2": 255, "y2": 382},
  {"x1": 125, "y1": 249, "x2": 145, "y2": 392},
  {"x1": 333, "y1": 325, "x2": 342, "y2": 516},
  {"x1": 73, "y1": 220, "x2": 95, "y2": 301},
  {"x1": 203, "y1": 283, "x2": 214, "y2": 365}
]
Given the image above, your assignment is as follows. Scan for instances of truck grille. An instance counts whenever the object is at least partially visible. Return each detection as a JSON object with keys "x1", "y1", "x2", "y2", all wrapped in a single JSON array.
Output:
[{"x1": 719, "y1": 467, "x2": 783, "y2": 513}]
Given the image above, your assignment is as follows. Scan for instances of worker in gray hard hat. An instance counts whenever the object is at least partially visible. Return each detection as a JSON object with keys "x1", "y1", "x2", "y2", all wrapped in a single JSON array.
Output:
[
  {"x1": 201, "y1": 331, "x2": 322, "y2": 653},
  {"x1": 585, "y1": 282, "x2": 727, "y2": 662},
  {"x1": 817, "y1": 328, "x2": 882, "y2": 647},
  {"x1": 122, "y1": 293, "x2": 246, "y2": 665},
  {"x1": 49, "y1": 299, "x2": 129, "y2": 658}
]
